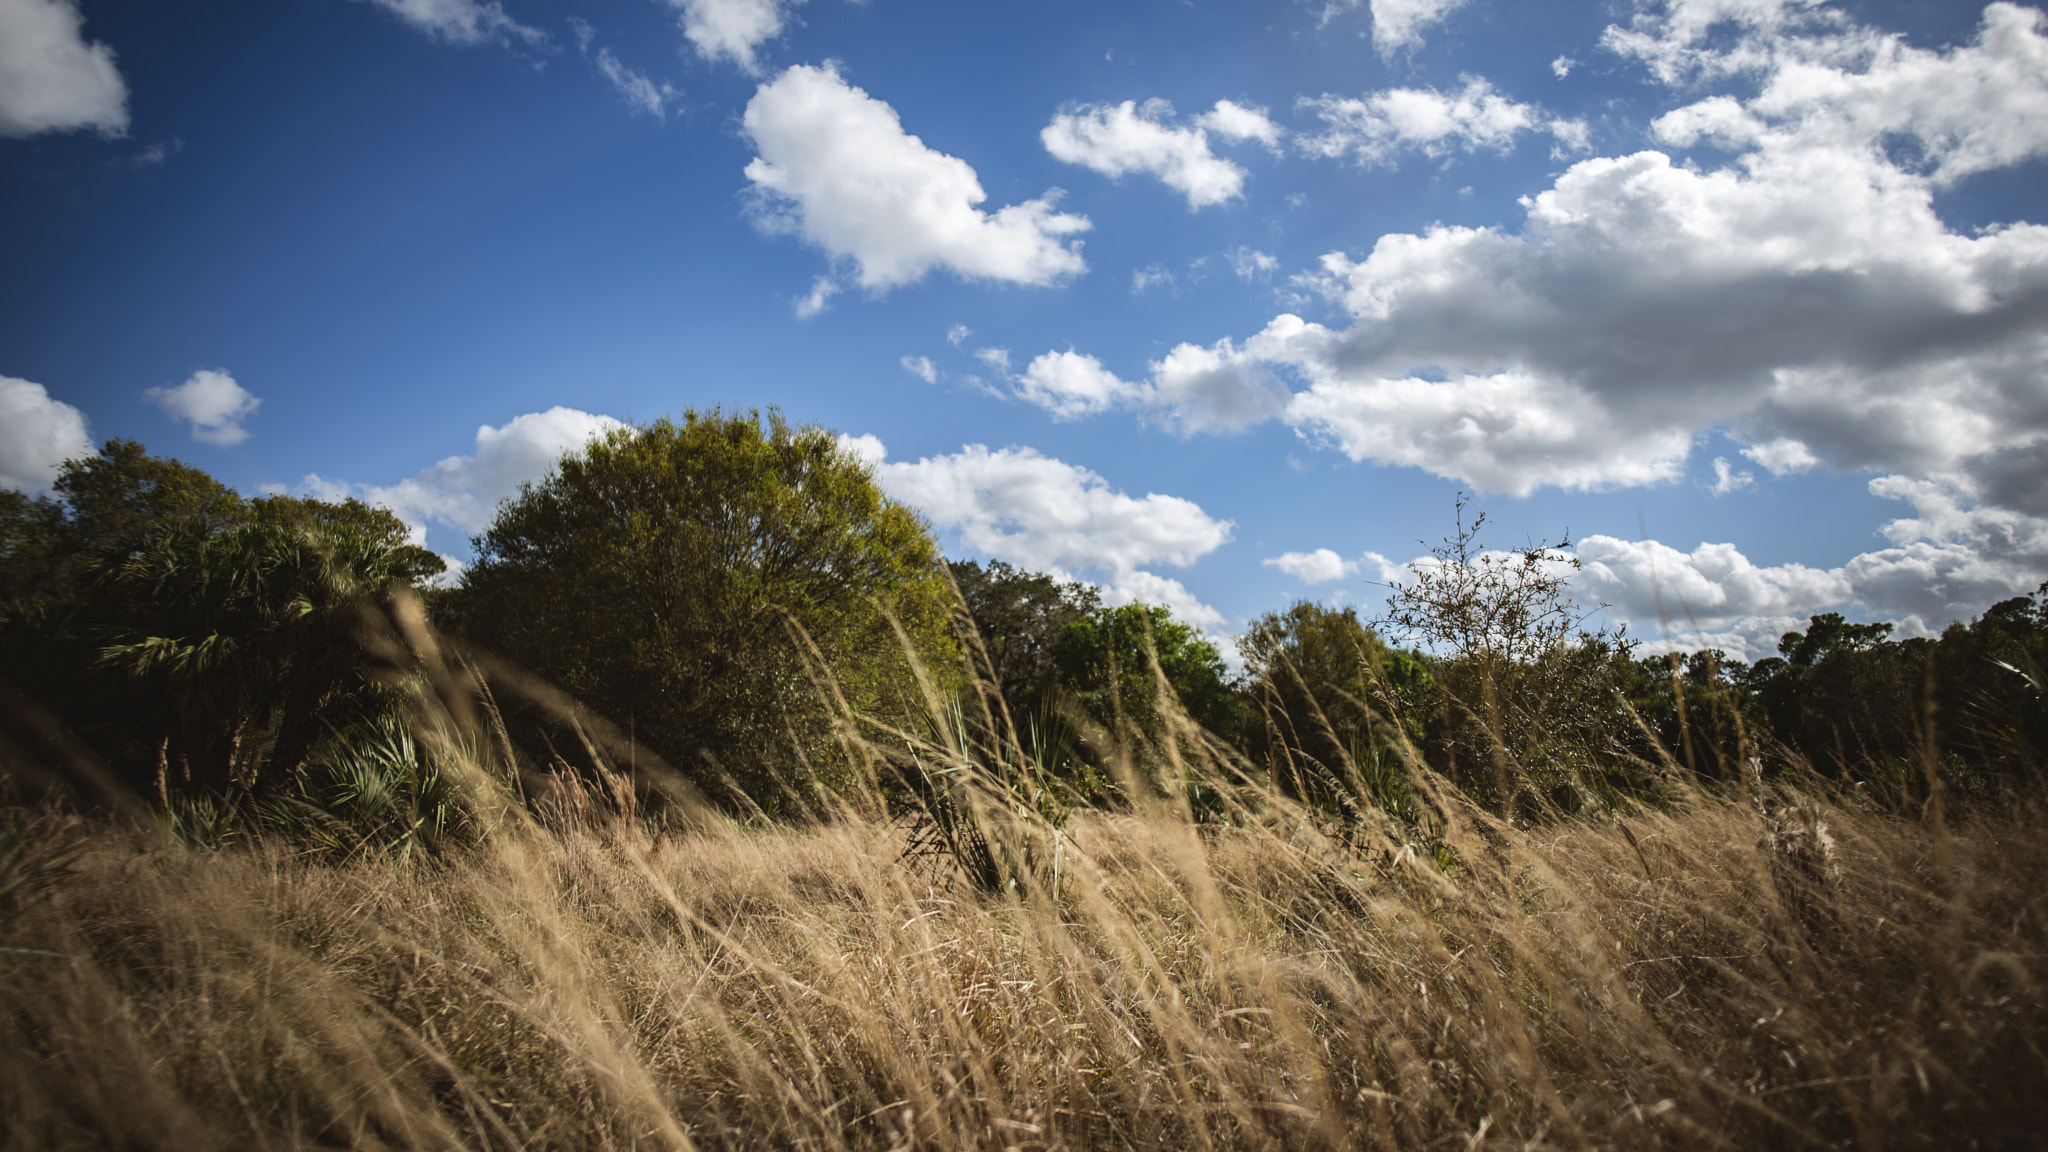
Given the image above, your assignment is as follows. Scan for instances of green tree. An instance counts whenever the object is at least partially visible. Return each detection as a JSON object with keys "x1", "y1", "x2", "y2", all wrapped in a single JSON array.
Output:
[
  {"x1": 947, "y1": 559, "x2": 1100, "y2": 718},
  {"x1": 1238, "y1": 601, "x2": 1432, "y2": 797},
  {"x1": 1051, "y1": 602, "x2": 1241, "y2": 773},
  {"x1": 1, "y1": 440, "x2": 445, "y2": 804},
  {"x1": 1376, "y1": 495, "x2": 1631, "y2": 813},
  {"x1": 444, "y1": 409, "x2": 955, "y2": 811}
]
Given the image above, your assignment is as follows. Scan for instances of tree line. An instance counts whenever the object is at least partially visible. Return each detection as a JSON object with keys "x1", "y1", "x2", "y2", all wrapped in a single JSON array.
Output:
[{"x1": 2, "y1": 412, "x2": 2042, "y2": 843}]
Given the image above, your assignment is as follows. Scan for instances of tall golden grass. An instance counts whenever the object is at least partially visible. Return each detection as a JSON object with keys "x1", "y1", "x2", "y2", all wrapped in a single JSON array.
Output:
[{"x1": 2, "y1": 597, "x2": 2044, "y2": 1150}]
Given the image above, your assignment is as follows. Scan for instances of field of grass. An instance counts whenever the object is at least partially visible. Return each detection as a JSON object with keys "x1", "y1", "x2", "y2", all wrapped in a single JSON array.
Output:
[{"x1": 4, "y1": 751, "x2": 2044, "y2": 1150}]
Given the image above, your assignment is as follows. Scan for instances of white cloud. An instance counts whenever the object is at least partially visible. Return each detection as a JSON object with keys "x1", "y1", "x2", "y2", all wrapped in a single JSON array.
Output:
[
  {"x1": 1566, "y1": 466, "x2": 2048, "y2": 658},
  {"x1": 1268, "y1": 5, "x2": 2048, "y2": 502},
  {"x1": 1299, "y1": 77, "x2": 1562, "y2": 165},
  {"x1": 946, "y1": 324, "x2": 972, "y2": 347},
  {"x1": 1016, "y1": 317, "x2": 1307, "y2": 434},
  {"x1": 855, "y1": 437, "x2": 1232, "y2": 627},
  {"x1": 793, "y1": 274, "x2": 840, "y2": 317},
  {"x1": 743, "y1": 64, "x2": 1090, "y2": 293},
  {"x1": 974, "y1": 347, "x2": 1010, "y2": 372},
  {"x1": 667, "y1": 0, "x2": 801, "y2": 75},
  {"x1": 1355, "y1": 0, "x2": 1470, "y2": 56},
  {"x1": 1284, "y1": 365, "x2": 1697, "y2": 495},
  {"x1": 1198, "y1": 100, "x2": 1284, "y2": 148},
  {"x1": 1146, "y1": 337, "x2": 1293, "y2": 434},
  {"x1": 0, "y1": 376, "x2": 92, "y2": 492},
  {"x1": 1042, "y1": 98, "x2": 1280, "y2": 210},
  {"x1": 1551, "y1": 55, "x2": 1577, "y2": 78},
  {"x1": 1227, "y1": 247, "x2": 1279, "y2": 279},
  {"x1": 1706, "y1": 456, "x2": 1754, "y2": 495},
  {"x1": 595, "y1": 48, "x2": 679, "y2": 118},
  {"x1": 302, "y1": 407, "x2": 626, "y2": 549},
  {"x1": 1264, "y1": 548, "x2": 1357, "y2": 584},
  {"x1": 357, "y1": 0, "x2": 544, "y2": 46},
  {"x1": 900, "y1": 354, "x2": 936, "y2": 383},
  {"x1": 1016, "y1": 350, "x2": 1139, "y2": 420},
  {"x1": 145, "y1": 369, "x2": 260, "y2": 447},
  {"x1": 0, "y1": 0, "x2": 127, "y2": 139},
  {"x1": 1739, "y1": 437, "x2": 1817, "y2": 474}
]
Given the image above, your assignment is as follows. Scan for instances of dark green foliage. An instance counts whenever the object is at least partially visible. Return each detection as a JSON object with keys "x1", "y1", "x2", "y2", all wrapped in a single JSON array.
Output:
[
  {"x1": 1238, "y1": 601, "x2": 1430, "y2": 797},
  {"x1": 1050, "y1": 602, "x2": 1242, "y2": 777},
  {"x1": 1613, "y1": 649, "x2": 1752, "y2": 781},
  {"x1": 947, "y1": 559, "x2": 1100, "y2": 718},
  {"x1": 443, "y1": 409, "x2": 956, "y2": 811},
  {"x1": 1, "y1": 440, "x2": 445, "y2": 808}
]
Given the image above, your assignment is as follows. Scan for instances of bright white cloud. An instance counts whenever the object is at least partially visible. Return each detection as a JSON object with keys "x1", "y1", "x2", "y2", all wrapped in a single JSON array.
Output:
[
  {"x1": 1739, "y1": 437, "x2": 1818, "y2": 474},
  {"x1": 1042, "y1": 98, "x2": 1277, "y2": 209},
  {"x1": 0, "y1": 0, "x2": 127, "y2": 139},
  {"x1": 854, "y1": 437, "x2": 1232, "y2": 628},
  {"x1": 1269, "y1": 5, "x2": 2048, "y2": 503},
  {"x1": 303, "y1": 407, "x2": 626, "y2": 549},
  {"x1": 1199, "y1": 100, "x2": 1285, "y2": 148},
  {"x1": 145, "y1": 369, "x2": 260, "y2": 447},
  {"x1": 900, "y1": 355, "x2": 936, "y2": 383},
  {"x1": 357, "y1": 0, "x2": 544, "y2": 46},
  {"x1": 1264, "y1": 548, "x2": 1357, "y2": 584},
  {"x1": 1016, "y1": 350, "x2": 1139, "y2": 421},
  {"x1": 0, "y1": 376, "x2": 92, "y2": 492},
  {"x1": 1299, "y1": 77, "x2": 1557, "y2": 165},
  {"x1": 1323, "y1": 0, "x2": 1470, "y2": 55},
  {"x1": 668, "y1": 0, "x2": 800, "y2": 74},
  {"x1": 946, "y1": 324, "x2": 972, "y2": 347},
  {"x1": 1565, "y1": 463, "x2": 2048, "y2": 658},
  {"x1": 743, "y1": 64, "x2": 1090, "y2": 293}
]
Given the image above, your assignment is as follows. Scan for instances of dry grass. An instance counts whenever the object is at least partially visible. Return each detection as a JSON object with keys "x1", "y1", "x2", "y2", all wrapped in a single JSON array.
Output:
[{"x1": 3, "y1": 767, "x2": 2044, "y2": 1151}]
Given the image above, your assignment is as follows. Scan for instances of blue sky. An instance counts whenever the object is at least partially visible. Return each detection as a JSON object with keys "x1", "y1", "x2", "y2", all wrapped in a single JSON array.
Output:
[{"x1": 4, "y1": 0, "x2": 2045, "y2": 662}]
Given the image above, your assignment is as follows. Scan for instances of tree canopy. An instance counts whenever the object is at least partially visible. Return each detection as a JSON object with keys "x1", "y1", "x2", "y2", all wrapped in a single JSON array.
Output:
[{"x1": 444, "y1": 409, "x2": 956, "y2": 809}]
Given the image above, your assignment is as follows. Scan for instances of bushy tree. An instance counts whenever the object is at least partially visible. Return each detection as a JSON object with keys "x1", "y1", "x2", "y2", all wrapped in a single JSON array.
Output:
[
  {"x1": 1238, "y1": 601, "x2": 1431, "y2": 796},
  {"x1": 1377, "y1": 496, "x2": 1632, "y2": 813},
  {"x1": 1050, "y1": 603, "x2": 1241, "y2": 770},
  {"x1": 444, "y1": 410, "x2": 955, "y2": 810},
  {"x1": 947, "y1": 559, "x2": 1100, "y2": 718}
]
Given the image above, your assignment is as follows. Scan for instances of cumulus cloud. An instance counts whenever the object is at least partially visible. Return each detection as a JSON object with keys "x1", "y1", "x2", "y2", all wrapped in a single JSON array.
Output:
[
  {"x1": 0, "y1": 0, "x2": 127, "y2": 139},
  {"x1": 900, "y1": 355, "x2": 936, "y2": 383},
  {"x1": 1299, "y1": 77, "x2": 1573, "y2": 165},
  {"x1": 1264, "y1": 548, "x2": 1358, "y2": 584},
  {"x1": 668, "y1": 0, "x2": 801, "y2": 74},
  {"x1": 1015, "y1": 319, "x2": 1303, "y2": 433},
  {"x1": 1323, "y1": 0, "x2": 1471, "y2": 55},
  {"x1": 1188, "y1": 4, "x2": 2048, "y2": 515},
  {"x1": 0, "y1": 376, "x2": 92, "y2": 492},
  {"x1": 852, "y1": 437, "x2": 1232, "y2": 628},
  {"x1": 1042, "y1": 98, "x2": 1280, "y2": 209},
  {"x1": 146, "y1": 370, "x2": 260, "y2": 447},
  {"x1": 1016, "y1": 350, "x2": 1138, "y2": 421},
  {"x1": 301, "y1": 407, "x2": 625, "y2": 550},
  {"x1": 357, "y1": 0, "x2": 544, "y2": 46},
  {"x1": 743, "y1": 64, "x2": 1090, "y2": 295}
]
